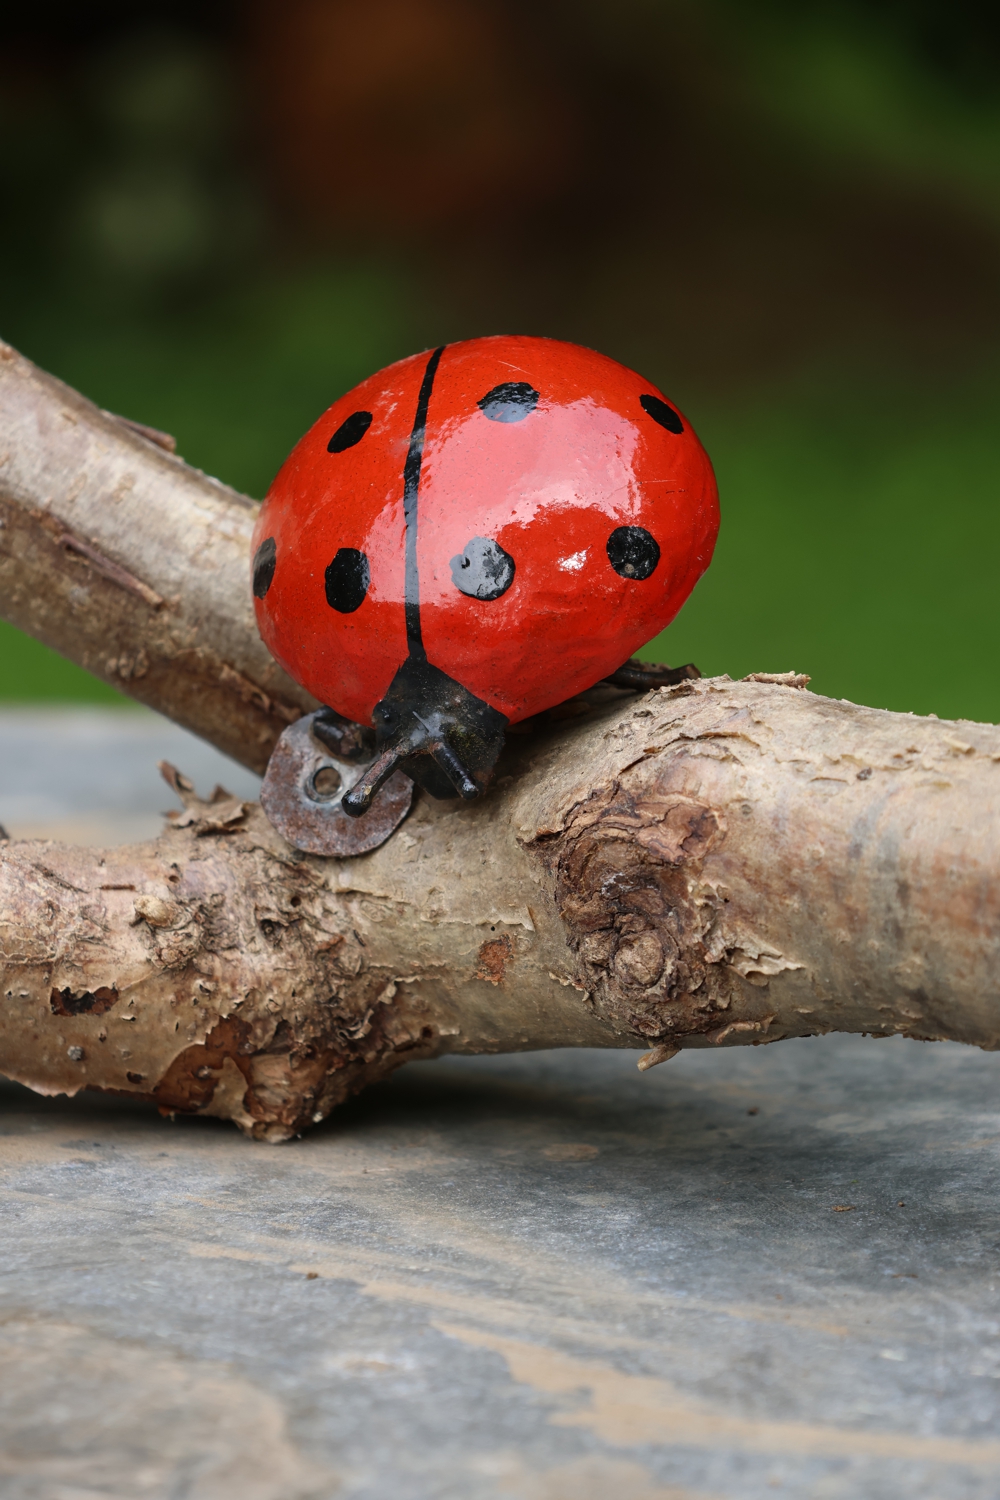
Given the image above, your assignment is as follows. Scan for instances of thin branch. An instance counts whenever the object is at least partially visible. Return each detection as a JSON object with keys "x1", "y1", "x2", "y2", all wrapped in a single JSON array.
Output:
[{"x1": 0, "y1": 340, "x2": 315, "y2": 772}]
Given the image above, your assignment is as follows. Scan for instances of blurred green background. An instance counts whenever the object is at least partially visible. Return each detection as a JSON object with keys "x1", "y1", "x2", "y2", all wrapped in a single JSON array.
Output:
[{"x1": 1, "y1": 0, "x2": 998, "y2": 719}]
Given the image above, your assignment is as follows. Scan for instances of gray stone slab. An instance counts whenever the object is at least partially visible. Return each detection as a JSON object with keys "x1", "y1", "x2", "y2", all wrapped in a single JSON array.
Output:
[
  {"x1": 0, "y1": 706, "x2": 261, "y2": 844},
  {"x1": 0, "y1": 711, "x2": 998, "y2": 1498},
  {"x1": 3, "y1": 1031, "x2": 1000, "y2": 1497}
]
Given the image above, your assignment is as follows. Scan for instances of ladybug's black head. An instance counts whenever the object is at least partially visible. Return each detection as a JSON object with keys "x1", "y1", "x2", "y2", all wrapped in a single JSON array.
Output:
[{"x1": 341, "y1": 657, "x2": 508, "y2": 817}]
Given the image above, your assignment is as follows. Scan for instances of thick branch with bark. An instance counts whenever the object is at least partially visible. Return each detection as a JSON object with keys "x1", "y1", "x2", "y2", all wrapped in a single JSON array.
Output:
[{"x1": 1, "y1": 341, "x2": 998, "y2": 1139}]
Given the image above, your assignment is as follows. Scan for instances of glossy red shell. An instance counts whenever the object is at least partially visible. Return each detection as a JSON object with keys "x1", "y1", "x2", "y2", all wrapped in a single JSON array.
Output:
[{"x1": 252, "y1": 335, "x2": 719, "y2": 725}]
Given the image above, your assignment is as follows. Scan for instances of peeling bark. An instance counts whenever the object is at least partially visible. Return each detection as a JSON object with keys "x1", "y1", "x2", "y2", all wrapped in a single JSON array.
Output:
[
  {"x1": 3, "y1": 678, "x2": 1000, "y2": 1139},
  {"x1": 1, "y1": 340, "x2": 999, "y2": 1138}
]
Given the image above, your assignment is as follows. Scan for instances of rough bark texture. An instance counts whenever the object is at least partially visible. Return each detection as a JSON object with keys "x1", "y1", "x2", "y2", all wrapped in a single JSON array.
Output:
[
  {"x1": 1, "y1": 340, "x2": 998, "y2": 1138},
  {"x1": 3, "y1": 676, "x2": 999, "y2": 1139},
  {"x1": 0, "y1": 339, "x2": 315, "y2": 771}
]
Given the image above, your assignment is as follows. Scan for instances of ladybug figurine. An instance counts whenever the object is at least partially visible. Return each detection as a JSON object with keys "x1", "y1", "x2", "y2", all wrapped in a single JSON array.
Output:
[{"x1": 253, "y1": 336, "x2": 718, "y2": 850}]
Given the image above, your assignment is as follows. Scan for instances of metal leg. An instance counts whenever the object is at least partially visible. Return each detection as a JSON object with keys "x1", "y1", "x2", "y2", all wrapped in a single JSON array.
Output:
[
  {"x1": 342, "y1": 656, "x2": 508, "y2": 817},
  {"x1": 601, "y1": 657, "x2": 701, "y2": 690}
]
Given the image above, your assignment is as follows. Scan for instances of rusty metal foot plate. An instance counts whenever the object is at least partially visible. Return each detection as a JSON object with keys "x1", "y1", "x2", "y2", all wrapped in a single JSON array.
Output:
[{"x1": 259, "y1": 711, "x2": 413, "y2": 856}]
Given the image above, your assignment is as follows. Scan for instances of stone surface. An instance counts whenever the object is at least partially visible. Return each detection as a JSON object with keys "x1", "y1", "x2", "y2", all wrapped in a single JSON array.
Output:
[
  {"x1": 1, "y1": 710, "x2": 998, "y2": 1499},
  {"x1": 0, "y1": 706, "x2": 261, "y2": 845}
]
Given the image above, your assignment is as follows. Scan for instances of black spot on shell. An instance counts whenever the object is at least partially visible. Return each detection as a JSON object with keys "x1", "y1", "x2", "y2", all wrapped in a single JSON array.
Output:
[
  {"x1": 252, "y1": 536, "x2": 277, "y2": 599},
  {"x1": 325, "y1": 548, "x2": 371, "y2": 613},
  {"x1": 327, "y1": 410, "x2": 373, "y2": 453},
  {"x1": 450, "y1": 537, "x2": 515, "y2": 600},
  {"x1": 607, "y1": 526, "x2": 660, "y2": 581},
  {"x1": 477, "y1": 382, "x2": 539, "y2": 423},
  {"x1": 640, "y1": 393, "x2": 684, "y2": 434}
]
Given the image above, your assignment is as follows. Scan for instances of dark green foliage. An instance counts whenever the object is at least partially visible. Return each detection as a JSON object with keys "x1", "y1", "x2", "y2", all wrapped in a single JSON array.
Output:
[{"x1": 1, "y1": 3, "x2": 997, "y2": 721}]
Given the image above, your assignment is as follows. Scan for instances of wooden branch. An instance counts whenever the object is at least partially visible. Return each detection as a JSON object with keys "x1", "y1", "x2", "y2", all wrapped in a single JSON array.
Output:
[
  {"x1": 1, "y1": 340, "x2": 998, "y2": 1138},
  {"x1": 0, "y1": 340, "x2": 316, "y2": 772}
]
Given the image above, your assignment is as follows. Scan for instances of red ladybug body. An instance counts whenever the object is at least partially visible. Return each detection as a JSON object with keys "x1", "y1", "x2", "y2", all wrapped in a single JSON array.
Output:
[{"x1": 253, "y1": 336, "x2": 719, "y2": 815}]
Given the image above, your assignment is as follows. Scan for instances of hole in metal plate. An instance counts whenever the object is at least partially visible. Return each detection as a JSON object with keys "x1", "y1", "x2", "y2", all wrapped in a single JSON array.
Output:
[{"x1": 307, "y1": 764, "x2": 343, "y2": 801}]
